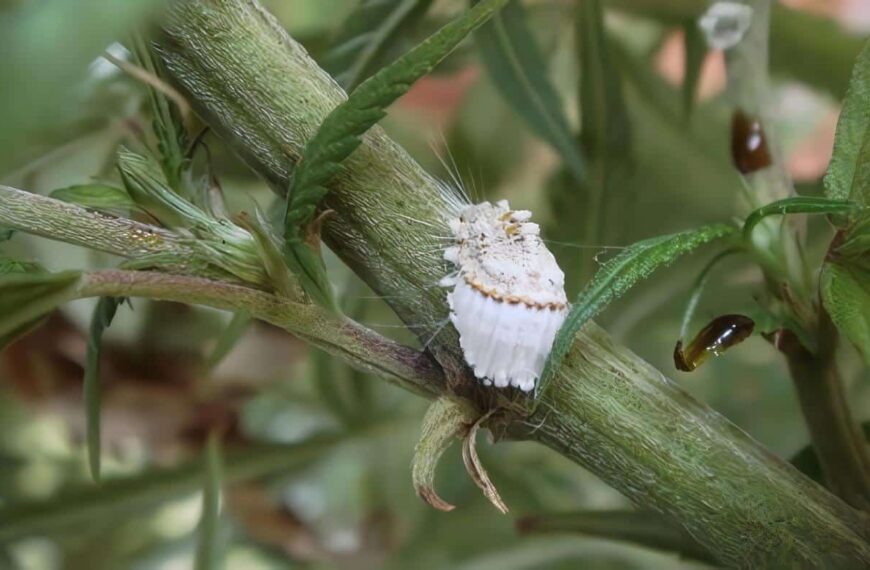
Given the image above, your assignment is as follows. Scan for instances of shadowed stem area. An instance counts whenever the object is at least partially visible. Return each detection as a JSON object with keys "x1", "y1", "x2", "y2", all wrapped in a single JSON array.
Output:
[{"x1": 151, "y1": 0, "x2": 870, "y2": 566}]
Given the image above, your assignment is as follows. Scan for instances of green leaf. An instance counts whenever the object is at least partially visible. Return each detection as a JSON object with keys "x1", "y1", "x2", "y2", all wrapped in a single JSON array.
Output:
[
  {"x1": 283, "y1": 0, "x2": 509, "y2": 307},
  {"x1": 130, "y1": 33, "x2": 191, "y2": 195},
  {"x1": 205, "y1": 312, "x2": 252, "y2": 372},
  {"x1": 235, "y1": 211, "x2": 298, "y2": 298},
  {"x1": 50, "y1": 184, "x2": 140, "y2": 218},
  {"x1": 574, "y1": 0, "x2": 632, "y2": 283},
  {"x1": 84, "y1": 296, "x2": 123, "y2": 483},
  {"x1": 577, "y1": 0, "x2": 630, "y2": 164},
  {"x1": 0, "y1": 271, "x2": 81, "y2": 344},
  {"x1": 835, "y1": 210, "x2": 870, "y2": 272},
  {"x1": 195, "y1": 433, "x2": 224, "y2": 570},
  {"x1": 473, "y1": 0, "x2": 584, "y2": 183},
  {"x1": 820, "y1": 262, "x2": 870, "y2": 366},
  {"x1": 824, "y1": 39, "x2": 870, "y2": 206},
  {"x1": 541, "y1": 224, "x2": 736, "y2": 387},
  {"x1": 0, "y1": 227, "x2": 14, "y2": 242},
  {"x1": 678, "y1": 250, "x2": 740, "y2": 341},
  {"x1": 742, "y1": 196, "x2": 858, "y2": 242},
  {"x1": 0, "y1": 258, "x2": 52, "y2": 349},
  {"x1": 323, "y1": 0, "x2": 436, "y2": 91},
  {"x1": 117, "y1": 147, "x2": 189, "y2": 228}
]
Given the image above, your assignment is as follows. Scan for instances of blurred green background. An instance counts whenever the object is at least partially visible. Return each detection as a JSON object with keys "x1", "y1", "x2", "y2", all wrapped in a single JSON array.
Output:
[{"x1": 0, "y1": 0, "x2": 868, "y2": 568}]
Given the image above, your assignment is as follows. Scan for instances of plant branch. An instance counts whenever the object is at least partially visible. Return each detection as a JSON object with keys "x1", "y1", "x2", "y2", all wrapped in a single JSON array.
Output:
[
  {"x1": 155, "y1": 0, "x2": 870, "y2": 565},
  {"x1": 0, "y1": 184, "x2": 197, "y2": 272},
  {"x1": 76, "y1": 270, "x2": 442, "y2": 397},
  {"x1": 725, "y1": 0, "x2": 870, "y2": 509}
]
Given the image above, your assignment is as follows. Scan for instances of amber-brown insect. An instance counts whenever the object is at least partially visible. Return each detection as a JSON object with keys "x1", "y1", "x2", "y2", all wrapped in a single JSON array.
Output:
[
  {"x1": 674, "y1": 314, "x2": 755, "y2": 372},
  {"x1": 731, "y1": 110, "x2": 772, "y2": 174}
]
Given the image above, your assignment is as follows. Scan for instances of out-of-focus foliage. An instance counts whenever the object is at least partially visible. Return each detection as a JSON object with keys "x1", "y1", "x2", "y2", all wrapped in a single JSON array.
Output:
[{"x1": 0, "y1": 0, "x2": 868, "y2": 569}]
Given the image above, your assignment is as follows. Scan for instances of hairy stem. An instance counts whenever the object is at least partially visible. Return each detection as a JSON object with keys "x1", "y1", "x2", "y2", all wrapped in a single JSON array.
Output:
[
  {"x1": 77, "y1": 270, "x2": 441, "y2": 397},
  {"x1": 153, "y1": 0, "x2": 870, "y2": 566},
  {"x1": 0, "y1": 184, "x2": 197, "y2": 267}
]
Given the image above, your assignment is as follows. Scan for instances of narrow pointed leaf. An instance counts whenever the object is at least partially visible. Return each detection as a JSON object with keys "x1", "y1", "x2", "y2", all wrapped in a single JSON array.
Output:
[
  {"x1": 682, "y1": 19, "x2": 706, "y2": 119},
  {"x1": 820, "y1": 262, "x2": 870, "y2": 365},
  {"x1": 824, "y1": 39, "x2": 870, "y2": 206},
  {"x1": 50, "y1": 184, "x2": 141, "y2": 218},
  {"x1": 205, "y1": 312, "x2": 252, "y2": 372},
  {"x1": 130, "y1": 33, "x2": 190, "y2": 194},
  {"x1": 474, "y1": 0, "x2": 585, "y2": 183},
  {"x1": 0, "y1": 271, "x2": 81, "y2": 342},
  {"x1": 678, "y1": 250, "x2": 740, "y2": 341},
  {"x1": 284, "y1": 0, "x2": 509, "y2": 308},
  {"x1": 323, "y1": 0, "x2": 436, "y2": 91},
  {"x1": 542, "y1": 224, "x2": 736, "y2": 385},
  {"x1": 195, "y1": 433, "x2": 224, "y2": 570},
  {"x1": 0, "y1": 258, "x2": 53, "y2": 349},
  {"x1": 742, "y1": 196, "x2": 857, "y2": 241},
  {"x1": 85, "y1": 296, "x2": 123, "y2": 482}
]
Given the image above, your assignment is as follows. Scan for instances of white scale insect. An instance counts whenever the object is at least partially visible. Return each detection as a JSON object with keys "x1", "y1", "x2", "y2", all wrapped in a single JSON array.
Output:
[{"x1": 440, "y1": 200, "x2": 567, "y2": 392}]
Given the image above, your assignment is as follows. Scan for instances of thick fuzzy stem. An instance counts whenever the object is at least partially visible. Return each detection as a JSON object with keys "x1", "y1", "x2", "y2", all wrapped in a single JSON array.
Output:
[{"x1": 154, "y1": 0, "x2": 870, "y2": 566}]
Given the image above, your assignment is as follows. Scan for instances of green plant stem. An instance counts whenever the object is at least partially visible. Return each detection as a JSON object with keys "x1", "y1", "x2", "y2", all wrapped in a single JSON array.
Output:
[
  {"x1": 725, "y1": 0, "x2": 870, "y2": 511},
  {"x1": 778, "y1": 321, "x2": 870, "y2": 510},
  {"x1": 156, "y1": 1, "x2": 870, "y2": 565},
  {"x1": 0, "y1": 184, "x2": 197, "y2": 269},
  {"x1": 76, "y1": 270, "x2": 441, "y2": 397}
]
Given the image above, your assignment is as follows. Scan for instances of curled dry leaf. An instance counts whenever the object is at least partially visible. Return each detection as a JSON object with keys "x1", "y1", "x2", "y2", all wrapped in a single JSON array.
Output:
[
  {"x1": 412, "y1": 397, "x2": 477, "y2": 512},
  {"x1": 462, "y1": 411, "x2": 508, "y2": 514}
]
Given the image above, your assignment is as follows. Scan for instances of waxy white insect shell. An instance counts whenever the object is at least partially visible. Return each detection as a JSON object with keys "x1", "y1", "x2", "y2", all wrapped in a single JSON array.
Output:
[{"x1": 442, "y1": 200, "x2": 567, "y2": 392}]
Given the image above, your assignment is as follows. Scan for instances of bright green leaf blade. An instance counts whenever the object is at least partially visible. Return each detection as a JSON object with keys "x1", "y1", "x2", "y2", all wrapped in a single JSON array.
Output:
[
  {"x1": 474, "y1": 0, "x2": 584, "y2": 183},
  {"x1": 542, "y1": 224, "x2": 736, "y2": 386},
  {"x1": 824, "y1": 39, "x2": 870, "y2": 206},
  {"x1": 742, "y1": 196, "x2": 857, "y2": 241},
  {"x1": 84, "y1": 296, "x2": 123, "y2": 483},
  {"x1": 195, "y1": 434, "x2": 224, "y2": 570},
  {"x1": 50, "y1": 184, "x2": 140, "y2": 217},
  {"x1": 323, "y1": 0, "x2": 436, "y2": 91},
  {"x1": 821, "y1": 262, "x2": 870, "y2": 366},
  {"x1": 0, "y1": 271, "x2": 82, "y2": 341},
  {"x1": 283, "y1": 0, "x2": 509, "y2": 308}
]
